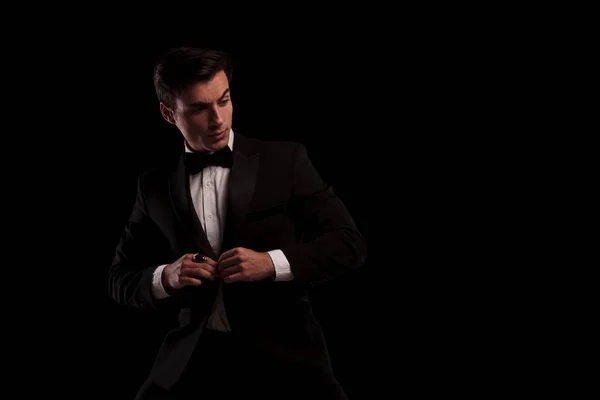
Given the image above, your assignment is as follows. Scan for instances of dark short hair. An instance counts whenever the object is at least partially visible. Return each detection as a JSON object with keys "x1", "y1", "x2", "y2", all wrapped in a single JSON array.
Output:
[{"x1": 153, "y1": 46, "x2": 233, "y2": 110}]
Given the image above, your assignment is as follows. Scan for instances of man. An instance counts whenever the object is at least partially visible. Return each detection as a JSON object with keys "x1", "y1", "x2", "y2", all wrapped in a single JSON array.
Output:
[{"x1": 108, "y1": 46, "x2": 367, "y2": 399}]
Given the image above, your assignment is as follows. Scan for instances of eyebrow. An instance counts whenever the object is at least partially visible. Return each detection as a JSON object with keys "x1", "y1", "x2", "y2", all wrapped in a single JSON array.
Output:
[{"x1": 188, "y1": 88, "x2": 230, "y2": 108}]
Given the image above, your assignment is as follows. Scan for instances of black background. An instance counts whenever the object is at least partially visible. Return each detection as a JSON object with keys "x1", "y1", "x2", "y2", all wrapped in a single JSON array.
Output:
[{"x1": 7, "y1": 23, "x2": 512, "y2": 398}]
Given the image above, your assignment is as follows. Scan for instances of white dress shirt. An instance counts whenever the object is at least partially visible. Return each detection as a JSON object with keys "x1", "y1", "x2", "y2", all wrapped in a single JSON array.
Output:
[{"x1": 151, "y1": 129, "x2": 294, "y2": 331}]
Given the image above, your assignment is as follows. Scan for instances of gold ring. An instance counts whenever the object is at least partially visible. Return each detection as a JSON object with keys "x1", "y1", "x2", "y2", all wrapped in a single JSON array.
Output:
[{"x1": 192, "y1": 253, "x2": 207, "y2": 262}]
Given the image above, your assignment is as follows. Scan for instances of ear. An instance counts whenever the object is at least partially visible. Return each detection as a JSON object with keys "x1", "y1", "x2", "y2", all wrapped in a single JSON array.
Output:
[{"x1": 159, "y1": 103, "x2": 176, "y2": 124}]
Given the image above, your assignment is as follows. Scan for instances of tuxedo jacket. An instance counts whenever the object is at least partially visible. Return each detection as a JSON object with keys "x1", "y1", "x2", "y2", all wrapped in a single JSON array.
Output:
[{"x1": 108, "y1": 131, "x2": 367, "y2": 390}]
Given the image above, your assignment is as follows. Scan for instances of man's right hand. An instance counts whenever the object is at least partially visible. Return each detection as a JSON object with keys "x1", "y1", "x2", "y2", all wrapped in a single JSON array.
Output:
[{"x1": 162, "y1": 254, "x2": 218, "y2": 294}]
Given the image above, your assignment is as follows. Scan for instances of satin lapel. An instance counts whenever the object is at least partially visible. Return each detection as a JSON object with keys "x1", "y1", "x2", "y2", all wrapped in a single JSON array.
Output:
[
  {"x1": 223, "y1": 135, "x2": 259, "y2": 249},
  {"x1": 168, "y1": 152, "x2": 217, "y2": 260}
]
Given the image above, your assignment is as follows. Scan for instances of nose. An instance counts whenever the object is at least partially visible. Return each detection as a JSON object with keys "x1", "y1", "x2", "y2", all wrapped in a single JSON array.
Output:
[{"x1": 209, "y1": 105, "x2": 223, "y2": 125}]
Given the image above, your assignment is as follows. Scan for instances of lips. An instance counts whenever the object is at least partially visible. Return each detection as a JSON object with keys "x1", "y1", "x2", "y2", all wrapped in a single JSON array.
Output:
[{"x1": 209, "y1": 130, "x2": 226, "y2": 138}]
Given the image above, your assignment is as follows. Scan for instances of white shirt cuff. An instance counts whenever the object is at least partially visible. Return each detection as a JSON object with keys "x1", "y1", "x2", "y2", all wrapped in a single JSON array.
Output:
[
  {"x1": 267, "y1": 250, "x2": 294, "y2": 281},
  {"x1": 151, "y1": 264, "x2": 170, "y2": 299}
]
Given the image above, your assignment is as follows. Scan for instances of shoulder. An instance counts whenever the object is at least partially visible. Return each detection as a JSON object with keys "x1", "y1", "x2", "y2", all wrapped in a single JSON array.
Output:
[
  {"x1": 138, "y1": 166, "x2": 165, "y2": 183},
  {"x1": 259, "y1": 139, "x2": 304, "y2": 157},
  {"x1": 135, "y1": 158, "x2": 178, "y2": 192},
  {"x1": 234, "y1": 130, "x2": 307, "y2": 160}
]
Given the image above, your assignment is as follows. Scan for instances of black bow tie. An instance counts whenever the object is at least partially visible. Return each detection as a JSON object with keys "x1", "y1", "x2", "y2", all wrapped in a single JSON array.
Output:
[{"x1": 184, "y1": 146, "x2": 233, "y2": 174}]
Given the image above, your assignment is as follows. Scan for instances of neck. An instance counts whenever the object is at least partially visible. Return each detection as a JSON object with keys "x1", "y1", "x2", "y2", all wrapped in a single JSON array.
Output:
[{"x1": 184, "y1": 140, "x2": 211, "y2": 153}]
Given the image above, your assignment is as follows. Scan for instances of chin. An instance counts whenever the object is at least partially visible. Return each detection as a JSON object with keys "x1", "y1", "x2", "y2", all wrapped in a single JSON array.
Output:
[
  {"x1": 188, "y1": 131, "x2": 228, "y2": 152},
  {"x1": 205, "y1": 143, "x2": 225, "y2": 152},
  {"x1": 208, "y1": 130, "x2": 229, "y2": 147}
]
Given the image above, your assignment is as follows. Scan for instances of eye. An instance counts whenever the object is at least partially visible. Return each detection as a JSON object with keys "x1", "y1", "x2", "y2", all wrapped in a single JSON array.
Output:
[
  {"x1": 188, "y1": 104, "x2": 207, "y2": 113},
  {"x1": 218, "y1": 98, "x2": 230, "y2": 106}
]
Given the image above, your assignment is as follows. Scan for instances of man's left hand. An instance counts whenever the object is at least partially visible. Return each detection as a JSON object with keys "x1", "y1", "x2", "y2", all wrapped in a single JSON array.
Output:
[{"x1": 218, "y1": 247, "x2": 275, "y2": 283}]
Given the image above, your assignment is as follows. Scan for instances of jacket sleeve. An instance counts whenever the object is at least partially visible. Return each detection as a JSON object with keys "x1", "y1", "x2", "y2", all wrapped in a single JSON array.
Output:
[
  {"x1": 281, "y1": 144, "x2": 367, "y2": 285},
  {"x1": 107, "y1": 172, "x2": 180, "y2": 310}
]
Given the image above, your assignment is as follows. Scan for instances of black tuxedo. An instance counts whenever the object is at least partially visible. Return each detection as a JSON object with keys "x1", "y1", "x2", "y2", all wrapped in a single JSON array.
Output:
[{"x1": 108, "y1": 132, "x2": 367, "y2": 398}]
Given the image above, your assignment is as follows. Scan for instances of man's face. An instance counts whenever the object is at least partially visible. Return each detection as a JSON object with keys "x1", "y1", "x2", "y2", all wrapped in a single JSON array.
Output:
[{"x1": 161, "y1": 70, "x2": 232, "y2": 152}]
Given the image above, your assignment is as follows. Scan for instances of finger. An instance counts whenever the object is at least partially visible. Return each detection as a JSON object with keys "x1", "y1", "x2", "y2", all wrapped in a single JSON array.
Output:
[
  {"x1": 182, "y1": 266, "x2": 215, "y2": 281},
  {"x1": 184, "y1": 262, "x2": 218, "y2": 277},
  {"x1": 218, "y1": 247, "x2": 243, "y2": 263},
  {"x1": 218, "y1": 254, "x2": 243, "y2": 270},
  {"x1": 200, "y1": 264, "x2": 218, "y2": 276},
  {"x1": 199, "y1": 257, "x2": 218, "y2": 267},
  {"x1": 187, "y1": 254, "x2": 218, "y2": 267},
  {"x1": 179, "y1": 276, "x2": 203, "y2": 287},
  {"x1": 223, "y1": 272, "x2": 244, "y2": 283},
  {"x1": 184, "y1": 258, "x2": 218, "y2": 269},
  {"x1": 219, "y1": 265, "x2": 240, "y2": 279}
]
